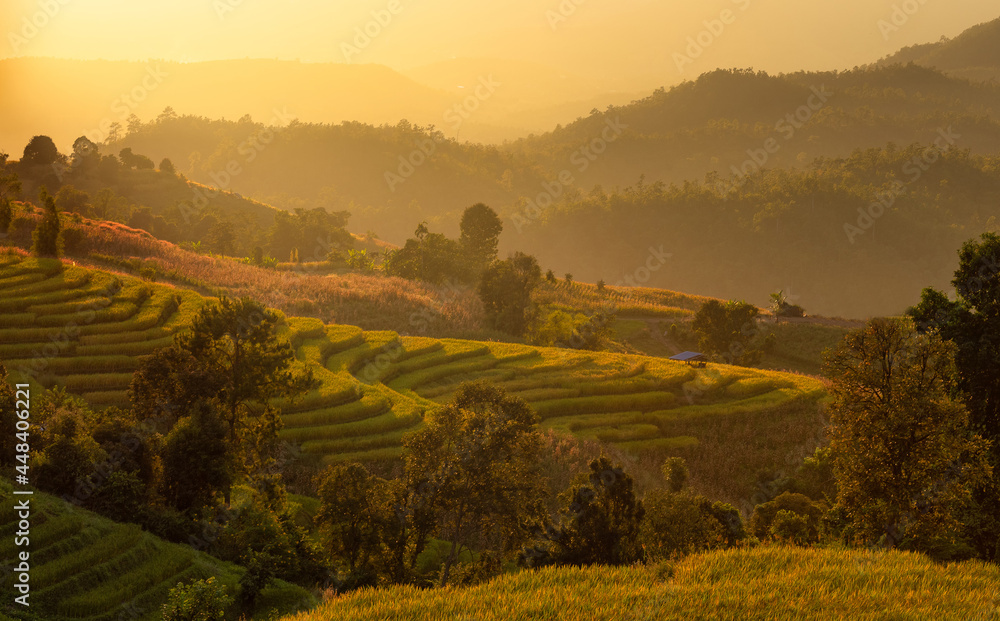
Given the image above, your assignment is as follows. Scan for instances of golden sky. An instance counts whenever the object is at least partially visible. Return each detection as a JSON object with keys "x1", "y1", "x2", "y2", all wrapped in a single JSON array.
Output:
[{"x1": 1, "y1": 0, "x2": 996, "y2": 84}]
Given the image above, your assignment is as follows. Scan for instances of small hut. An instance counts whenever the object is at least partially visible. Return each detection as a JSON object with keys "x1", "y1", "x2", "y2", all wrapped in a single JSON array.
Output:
[{"x1": 669, "y1": 351, "x2": 707, "y2": 368}]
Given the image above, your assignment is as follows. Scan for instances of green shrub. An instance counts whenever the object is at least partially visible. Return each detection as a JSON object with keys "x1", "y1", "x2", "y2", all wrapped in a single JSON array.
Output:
[
  {"x1": 771, "y1": 509, "x2": 811, "y2": 545},
  {"x1": 641, "y1": 490, "x2": 745, "y2": 560},
  {"x1": 662, "y1": 457, "x2": 688, "y2": 494},
  {"x1": 750, "y1": 492, "x2": 826, "y2": 544},
  {"x1": 87, "y1": 470, "x2": 147, "y2": 523},
  {"x1": 161, "y1": 576, "x2": 233, "y2": 621}
]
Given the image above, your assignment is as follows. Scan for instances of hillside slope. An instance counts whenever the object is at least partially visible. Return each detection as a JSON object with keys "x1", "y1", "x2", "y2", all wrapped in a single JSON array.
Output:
[
  {"x1": 284, "y1": 546, "x2": 1000, "y2": 621},
  {"x1": 510, "y1": 64, "x2": 1000, "y2": 192},
  {"x1": 0, "y1": 479, "x2": 311, "y2": 620},
  {"x1": 0, "y1": 252, "x2": 826, "y2": 505},
  {"x1": 877, "y1": 16, "x2": 1000, "y2": 82}
]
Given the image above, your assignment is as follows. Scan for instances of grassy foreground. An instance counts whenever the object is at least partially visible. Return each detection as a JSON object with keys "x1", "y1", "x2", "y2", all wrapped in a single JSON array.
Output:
[{"x1": 285, "y1": 546, "x2": 1000, "y2": 621}]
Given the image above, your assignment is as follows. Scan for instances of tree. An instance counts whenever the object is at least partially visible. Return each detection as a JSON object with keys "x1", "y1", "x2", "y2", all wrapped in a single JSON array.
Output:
[
  {"x1": 478, "y1": 252, "x2": 542, "y2": 335},
  {"x1": 404, "y1": 381, "x2": 545, "y2": 586},
  {"x1": 0, "y1": 165, "x2": 22, "y2": 205},
  {"x1": 161, "y1": 403, "x2": 232, "y2": 513},
  {"x1": 692, "y1": 299, "x2": 762, "y2": 365},
  {"x1": 266, "y1": 208, "x2": 353, "y2": 264},
  {"x1": 132, "y1": 297, "x2": 315, "y2": 492},
  {"x1": 183, "y1": 298, "x2": 312, "y2": 444},
  {"x1": 769, "y1": 289, "x2": 805, "y2": 319},
  {"x1": 213, "y1": 476, "x2": 323, "y2": 597},
  {"x1": 70, "y1": 136, "x2": 100, "y2": 172},
  {"x1": 945, "y1": 233, "x2": 1000, "y2": 455},
  {"x1": 316, "y1": 462, "x2": 385, "y2": 577},
  {"x1": 641, "y1": 490, "x2": 743, "y2": 559},
  {"x1": 824, "y1": 317, "x2": 992, "y2": 557},
  {"x1": 640, "y1": 455, "x2": 744, "y2": 560},
  {"x1": 205, "y1": 220, "x2": 236, "y2": 256},
  {"x1": 662, "y1": 457, "x2": 689, "y2": 494},
  {"x1": 459, "y1": 203, "x2": 503, "y2": 272},
  {"x1": 130, "y1": 346, "x2": 216, "y2": 424},
  {"x1": 525, "y1": 457, "x2": 645, "y2": 567},
  {"x1": 384, "y1": 232, "x2": 467, "y2": 283},
  {"x1": 106, "y1": 122, "x2": 123, "y2": 144},
  {"x1": 118, "y1": 147, "x2": 154, "y2": 170},
  {"x1": 157, "y1": 106, "x2": 179, "y2": 124},
  {"x1": 54, "y1": 185, "x2": 90, "y2": 216},
  {"x1": 160, "y1": 157, "x2": 177, "y2": 175},
  {"x1": 906, "y1": 233, "x2": 1000, "y2": 560},
  {"x1": 127, "y1": 113, "x2": 143, "y2": 135},
  {"x1": 0, "y1": 197, "x2": 12, "y2": 234},
  {"x1": 32, "y1": 188, "x2": 61, "y2": 257},
  {"x1": 749, "y1": 492, "x2": 825, "y2": 544},
  {"x1": 33, "y1": 396, "x2": 105, "y2": 497},
  {"x1": 161, "y1": 577, "x2": 232, "y2": 621},
  {"x1": 22, "y1": 135, "x2": 60, "y2": 168}
]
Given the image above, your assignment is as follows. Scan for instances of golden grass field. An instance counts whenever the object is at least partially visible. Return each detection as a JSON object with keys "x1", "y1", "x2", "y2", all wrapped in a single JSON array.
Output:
[{"x1": 284, "y1": 545, "x2": 1000, "y2": 621}]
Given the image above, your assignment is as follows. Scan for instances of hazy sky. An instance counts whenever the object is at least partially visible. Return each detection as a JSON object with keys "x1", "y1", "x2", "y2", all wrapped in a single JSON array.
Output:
[{"x1": 2, "y1": 0, "x2": 997, "y2": 87}]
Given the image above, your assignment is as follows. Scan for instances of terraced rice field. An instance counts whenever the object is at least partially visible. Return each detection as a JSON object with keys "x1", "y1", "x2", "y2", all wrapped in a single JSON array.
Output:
[
  {"x1": 0, "y1": 480, "x2": 311, "y2": 620},
  {"x1": 0, "y1": 256, "x2": 207, "y2": 409},
  {"x1": 0, "y1": 253, "x2": 826, "y2": 472}
]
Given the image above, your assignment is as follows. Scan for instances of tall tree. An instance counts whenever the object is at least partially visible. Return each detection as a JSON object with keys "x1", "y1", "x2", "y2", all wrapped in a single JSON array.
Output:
[
  {"x1": 459, "y1": 203, "x2": 503, "y2": 272},
  {"x1": 691, "y1": 299, "x2": 762, "y2": 365},
  {"x1": 70, "y1": 136, "x2": 100, "y2": 173},
  {"x1": 21, "y1": 135, "x2": 60, "y2": 168},
  {"x1": 907, "y1": 232, "x2": 1000, "y2": 560},
  {"x1": 32, "y1": 188, "x2": 61, "y2": 257},
  {"x1": 824, "y1": 317, "x2": 992, "y2": 557},
  {"x1": 183, "y1": 298, "x2": 311, "y2": 444},
  {"x1": 161, "y1": 403, "x2": 233, "y2": 513},
  {"x1": 0, "y1": 197, "x2": 12, "y2": 234},
  {"x1": 404, "y1": 381, "x2": 544, "y2": 587},
  {"x1": 526, "y1": 457, "x2": 645, "y2": 567},
  {"x1": 316, "y1": 463, "x2": 386, "y2": 578},
  {"x1": 132, "y1": 297, "x2": 315, "y2": 485},
  {"x1": 478, "y1": 252, "x2": 542, "y2": 335},
  {"x1": 0, "y1": 149, "x2": 14, "y2": 231}
]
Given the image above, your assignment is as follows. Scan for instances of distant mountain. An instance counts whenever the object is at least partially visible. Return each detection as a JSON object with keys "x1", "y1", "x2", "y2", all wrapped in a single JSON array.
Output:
[
  {"x1": 0, "y1": 57, "x2": 633, "y2": 152},
  {"x1": 877, "y1": 16, "x2": 1000, "y2": 82},
  {"x1": 402, "y1": 58, "x2": 641, "y2": 139},
  {"x1": 510, "y1": 64, "x2": 1000, "y2": 191},
  {"x1": 0, "y1": 57, "x2": 455, "y2": 154}
]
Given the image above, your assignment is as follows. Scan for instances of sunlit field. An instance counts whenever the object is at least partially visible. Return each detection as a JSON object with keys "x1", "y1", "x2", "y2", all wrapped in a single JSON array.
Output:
[
  {"x1": 0, "y1": 252, "x2": 826, "y2": 504},
  {"x1": 3, "y1": 2, "x2": 1000, "y2": 618},
  {"x1": 289, "y1": 546, "x2": 1000, "y2": 621}
]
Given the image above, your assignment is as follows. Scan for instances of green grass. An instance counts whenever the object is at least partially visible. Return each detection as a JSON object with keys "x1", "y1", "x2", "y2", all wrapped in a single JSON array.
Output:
[
  {"x1": 760, "y1": 321, "x2": 853, "y2": 376},
  {"x1": 0, "y1": 478, "x2": 313, "y2": 621},
  {"x1": 284, "y1": 546, "x2": 1000, "y2": 621}
]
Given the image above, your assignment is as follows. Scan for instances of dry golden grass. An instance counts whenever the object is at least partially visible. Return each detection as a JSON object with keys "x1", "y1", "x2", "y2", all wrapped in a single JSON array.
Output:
[
  {"x1": 4, "y1": 215, "x2": 484, "y2": 336},
  {"x1": 285, "y1": 545, "x2": 1000, "y2": 621}
]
